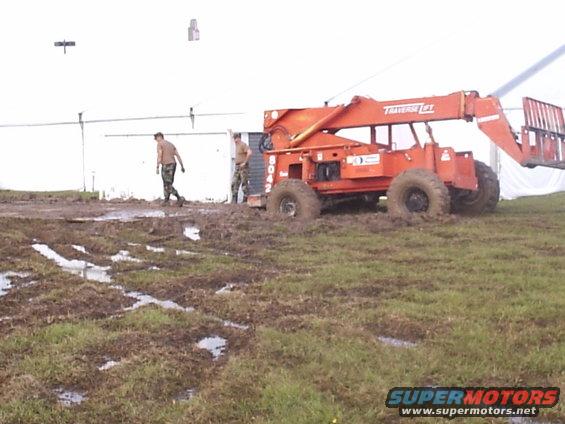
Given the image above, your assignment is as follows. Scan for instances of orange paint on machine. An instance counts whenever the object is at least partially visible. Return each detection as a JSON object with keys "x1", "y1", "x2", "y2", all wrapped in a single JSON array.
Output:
[{"x1": 250, "y1": 91, "x2": 565, "y2": 219}]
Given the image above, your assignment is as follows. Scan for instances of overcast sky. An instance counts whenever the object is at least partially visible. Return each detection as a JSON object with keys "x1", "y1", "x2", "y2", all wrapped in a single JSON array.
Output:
[{"x1": 1, "y1": 0, "x2": 563, "y2": 123}]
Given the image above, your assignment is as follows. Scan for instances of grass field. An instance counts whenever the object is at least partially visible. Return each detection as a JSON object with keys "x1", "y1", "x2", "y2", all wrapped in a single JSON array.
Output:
[
  {"x1": 0, "y1": 190, "x2": 99, "y2": 201},
  {"x1": 0, "y1": 194, "x2": 563, "y2": 423}
]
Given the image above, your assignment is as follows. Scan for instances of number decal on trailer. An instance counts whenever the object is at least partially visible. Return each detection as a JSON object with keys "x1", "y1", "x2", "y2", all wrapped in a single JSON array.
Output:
[{"x1": 265, "y1": 155, "x2": 276, "y2": 193}]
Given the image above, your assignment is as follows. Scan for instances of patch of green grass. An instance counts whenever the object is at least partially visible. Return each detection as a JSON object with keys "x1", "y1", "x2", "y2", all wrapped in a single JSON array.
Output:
[
  {"x1": 0, "y1": 190, "x2": 98, "y2": 201},
  {"x1": 0, "y1": 399, "x2": 72, "y2": 424},
  {"x1": 1, "y1": 192, "x2": 564, "y2": 423},
  {"x1": 117, "y1": 252, "x2": 250, "y2": 291},
  {"x1": 1, "y1": 322, "x2": 114, "y2": 386}
]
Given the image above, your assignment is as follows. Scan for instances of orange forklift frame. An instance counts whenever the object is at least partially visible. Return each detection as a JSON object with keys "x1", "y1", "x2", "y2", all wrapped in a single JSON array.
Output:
[{"x1": 253, "y1": 91, "x2": 564, "y2": 204}]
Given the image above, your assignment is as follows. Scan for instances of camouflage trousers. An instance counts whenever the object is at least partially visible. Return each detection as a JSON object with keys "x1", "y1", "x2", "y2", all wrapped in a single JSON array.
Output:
[
  {"x1": 231, "y1": 164, "x2": 249, "y2": 202},
  {"x1": 161, "y1": 163, "x2": 180, "y2": 200}
]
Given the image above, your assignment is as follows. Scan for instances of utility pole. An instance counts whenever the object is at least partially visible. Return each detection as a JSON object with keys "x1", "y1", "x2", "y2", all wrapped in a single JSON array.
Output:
[
  {"x1": 54, "y1": 40, "x2": 76, "y2": 54},
  {"x1": 78, "y1": 112, "x2": 86, "y2": 191},
  {"x1": 489, "y1": 44, "x2": 565, "y2": 173}
]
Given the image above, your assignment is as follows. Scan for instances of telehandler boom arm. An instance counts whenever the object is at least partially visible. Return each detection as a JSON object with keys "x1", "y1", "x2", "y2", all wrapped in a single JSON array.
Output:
[{"x1": 264, "y1": 91, "x2": 565, "y2": 169}]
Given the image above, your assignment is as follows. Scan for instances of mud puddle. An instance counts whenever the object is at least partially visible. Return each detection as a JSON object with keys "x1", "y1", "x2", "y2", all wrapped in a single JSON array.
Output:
[
  {"x1": 197, "y1": 335, "x2": 227, "y2": 360},
  {"x1": 54, "y1": 388, "x2": 87, "y2": 407},
  {"x1": 377, "y1": 336, "x2": 417, "y2": 348},
  {"x1": 176, "y1": 249, "x2": 197, "y2": 256},
  {"x1": 32, "y1": 244, "x2": 111, "y2": 283},
  {"x1": 122, "y1": 288, "x2": 194, "y2": 313},
  {"x1": 215, "y1": 284, "x2": 235, "y2": 294},
  {"x1": 0, "y1": 271, "x2": 30, "y2": 297},
  {"x1": 223, "y1": 320, "x2": 249, "y2": 330},
  {"x1": 110, "y1": 250, "x2": 142, "y2": 263},
  {"x1": 184, "y1": 226, "x2": 201, "y2": 241},
  {"x1": 174, "y1": 388, "x2": 197, "y2": 403},
  {"x1": 195, "y1": 208, "x2": 221, "y2": 215},
  {"x1": 72, "y1": 245, "x2": 88, "y2": 254},
  {"x1": 32, "y1": 244, "x2": 249, "y2": 336},
  {"x1": 98, "y1": 358, "x2": 120, "y2": 371},
  {"x1": 90, "y1": 210, "x2": 168, "y2": 222},
  {"x1": 146, "y1": 245, "x2": 165, "y2": 253},
  {"x1": 32, "y1": 244, "x2": 192, "y2": 313}
]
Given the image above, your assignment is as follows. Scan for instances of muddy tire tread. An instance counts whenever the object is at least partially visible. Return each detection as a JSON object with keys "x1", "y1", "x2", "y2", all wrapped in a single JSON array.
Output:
[
  {"x1": 451, "y1": 160, "x2": 499, "y2": 215},
  {"x1": 386, "y1": 168, "x2": 450, "y2": 218},
  {"x1": 267, "y1": 179, "x2": 321, "y2": 219}
]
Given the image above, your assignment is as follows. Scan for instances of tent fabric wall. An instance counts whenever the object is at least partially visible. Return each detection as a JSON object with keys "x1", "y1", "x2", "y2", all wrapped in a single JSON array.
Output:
[
  {"x1": 98, "y1": 132, "x2": 233, "y2": 202},
  {"x1": 493, "y1": 104, "x2": 565, "y2": 200},
  {"x1": 0, "y1": 104, "x2": 563, "y2": 201},
  {"x1": 0, "y1": 112, "x2": 261, "y2": 202},
  {"x1": 499, "y1": 151, "x2": 565, "y2": 200}
]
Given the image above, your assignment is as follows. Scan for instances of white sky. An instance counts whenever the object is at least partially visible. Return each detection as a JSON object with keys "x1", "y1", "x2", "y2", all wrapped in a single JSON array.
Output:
[
  {"x1": 1, "y1": 0, "x2": 563, "y2": 121},
  {"x1": 0, "y1": 0, "x2": 563, "y2": 194}
]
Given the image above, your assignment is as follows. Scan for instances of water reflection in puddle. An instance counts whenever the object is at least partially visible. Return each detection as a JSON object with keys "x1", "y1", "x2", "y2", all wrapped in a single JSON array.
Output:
[
  {"x1": 176, "y1": 249, "x2": 196, "y2": 256},
  {"x1": 197, "y1": 336, "x2": 227, "y2": 360},
  {"x1": 215, "y1": 284, "x2": 234, "y2": 294},
  {"x1": 0, "y1": 271, "x2": 30, "y2": 297},
  {"x1": 72, "y1": 245, "x2": 88, "y2": 254},
  {"x1": 196, "y1": 208, "x2": 220, "y2": 215},
  {"x1": 174, "y1": 388, "x2": 197, "y2": 403},
  {"x1": 377, "y1": 336, "x2": 417, "y2": 348},
  {"x1": 54, "y1": 388, "x2": 87, "y2": 407},
  {"x1": 146, "y1": 245, "x2": 165, "y2": 253},
  {"x1": 111, "y1": 250, "x2": 142, "y2": 263},
  {"x1": 98, "y1": 358, "x2": 120, "y2": 371},
  {"x1": 32, "y1": 243, "x2": 248, "y2": 359},
  {"x1": 223, "y1": 320, "x2": 249, "y2": 330},
  {"x1": 122, "y1": 289, "x2": 194, "y2": 313},
  {"x1": 32, "y1": 244, "x2": 112, "y2": 283},
  {"x1": 32, "y1": 244, "x2": 194, "y2": 315},
  {"x1": 90, "y1": 210, "x2": 167, "y2": 222},
  {"x1": 184, "y1": 226, "x2": 201, "y2": 241}
]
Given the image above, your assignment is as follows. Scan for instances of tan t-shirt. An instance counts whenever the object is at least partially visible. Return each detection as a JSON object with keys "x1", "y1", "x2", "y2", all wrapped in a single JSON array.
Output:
[
  {"x1": 157, "y1": 140, "x2": 178, "y2": 165},
  {"x1": 235, "y1": 141, "x2": 250, "y2": 165}
]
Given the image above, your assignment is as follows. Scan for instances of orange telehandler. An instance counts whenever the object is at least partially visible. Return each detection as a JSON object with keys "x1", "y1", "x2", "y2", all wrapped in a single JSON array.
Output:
[{"x1": 250, "y1": 91, "x2": 565, "y2": 219}]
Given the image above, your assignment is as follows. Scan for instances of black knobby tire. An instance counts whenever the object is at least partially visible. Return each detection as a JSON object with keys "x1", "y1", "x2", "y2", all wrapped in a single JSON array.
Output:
[
  {"x1": 451, "y1": 160, "x2": 499, "y2": 215},
  {"x1": 267, "y1": 179, "x2": 321, "y2": 219},
  {"x1": 387, "y1": 169, "x2": 450, "y2": 218}
]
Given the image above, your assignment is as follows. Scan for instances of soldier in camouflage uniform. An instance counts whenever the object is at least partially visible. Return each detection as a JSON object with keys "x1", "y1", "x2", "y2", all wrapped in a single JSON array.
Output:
[
  {"x1": 155, "y1": 132, "x2": 185, "y2": 206},
  {"x1": 231, "y1": 133, "x2": 252, "y2": 203}
]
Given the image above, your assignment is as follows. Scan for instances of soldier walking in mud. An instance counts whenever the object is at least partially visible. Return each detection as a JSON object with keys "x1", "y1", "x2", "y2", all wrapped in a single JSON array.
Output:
[
  {"x1": 231, "y1": 133, "x2": 252, "y2": 203},
  {"x1": 155, "y1": 132, "x2": 185, "y2": 206}
]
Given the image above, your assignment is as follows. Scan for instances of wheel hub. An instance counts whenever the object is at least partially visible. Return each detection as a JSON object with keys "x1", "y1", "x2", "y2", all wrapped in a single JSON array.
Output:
[
  {"x1": 404, "y1": 188, "x2": 429, "y2": 213},
  {"x1": 279, "y1": 196, "x2": 298, "y2": 217}
]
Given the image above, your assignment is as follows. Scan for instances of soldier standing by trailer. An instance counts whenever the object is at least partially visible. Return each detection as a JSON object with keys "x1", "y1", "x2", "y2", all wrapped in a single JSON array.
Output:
[
  {"x1": 231, "y1": 133, "x2": 252, "y2": 203},
  {"x1": 154, "y1": 132, "x2": 185, "y2": 206}
]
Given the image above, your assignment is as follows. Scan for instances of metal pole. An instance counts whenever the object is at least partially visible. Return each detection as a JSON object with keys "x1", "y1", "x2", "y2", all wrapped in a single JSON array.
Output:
[
  {"x1": 78, "y1": 112, "x2": 86, "y2": 191},
  {"x1": 489, "y1": 44, "x2": 565, "y2": 174}
]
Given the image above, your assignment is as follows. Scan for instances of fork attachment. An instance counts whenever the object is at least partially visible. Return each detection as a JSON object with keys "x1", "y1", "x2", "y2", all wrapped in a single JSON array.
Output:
[{"x1": 521, "y1": 97, "x2": 565, "y2": 169}]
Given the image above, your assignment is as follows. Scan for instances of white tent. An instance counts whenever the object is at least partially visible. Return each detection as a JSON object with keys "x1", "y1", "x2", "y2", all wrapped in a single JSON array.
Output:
[{"x1": 0, "y1": 0, "x2": 563, "y2": 200}]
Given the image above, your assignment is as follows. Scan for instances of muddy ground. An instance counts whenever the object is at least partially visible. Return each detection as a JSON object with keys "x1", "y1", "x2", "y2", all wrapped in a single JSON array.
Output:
[{"x1": 1, "y1": 196, "x2": 563, "y2": 423}]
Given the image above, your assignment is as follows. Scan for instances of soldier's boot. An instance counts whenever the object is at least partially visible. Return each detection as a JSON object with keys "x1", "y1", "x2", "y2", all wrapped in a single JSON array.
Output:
[
  {"x1": 242, "y1": 195, "x2": 248, "y2": 203},
  {"x1": 177, "y1": 196, "x2": 185, "y2": 207},
  {"x1": 161, "y1": 198, "x2": 170, "y2": 206}
]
